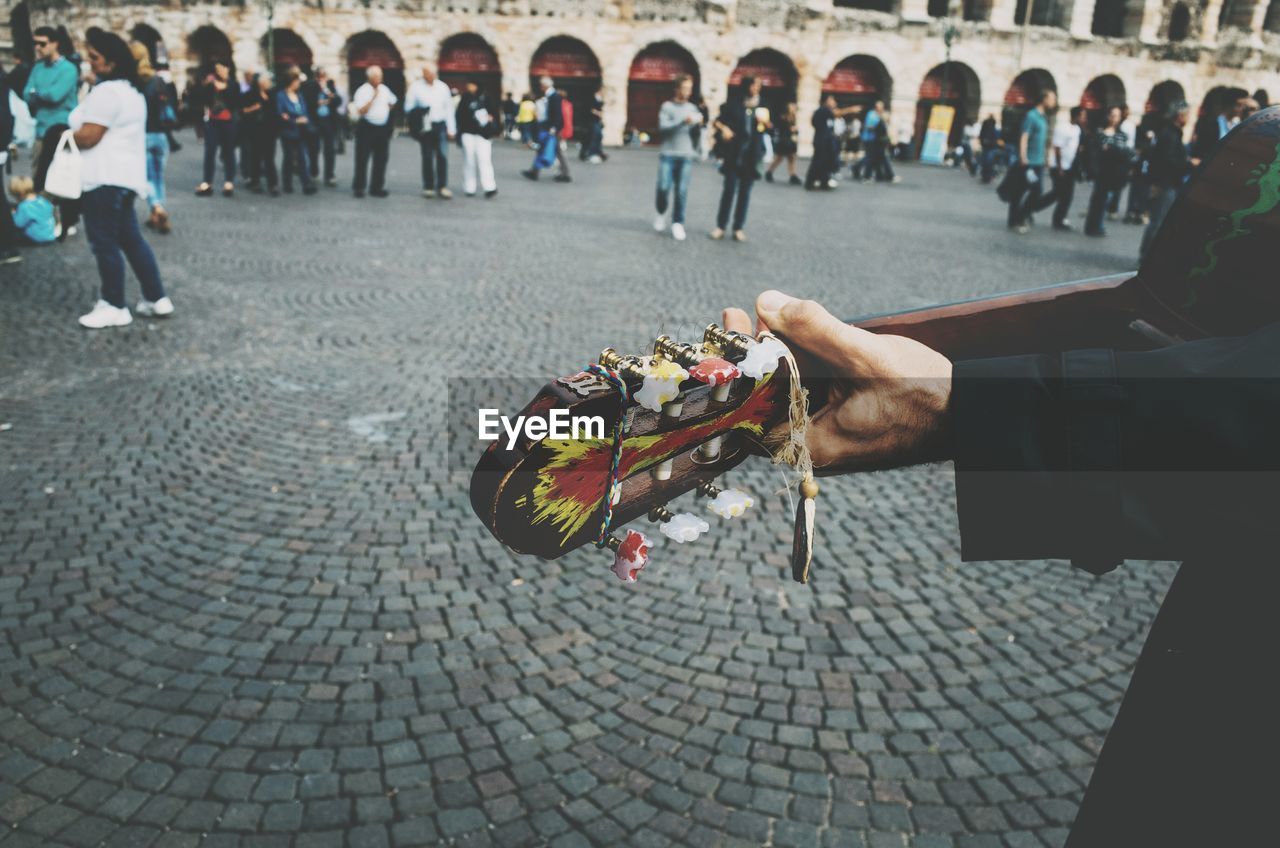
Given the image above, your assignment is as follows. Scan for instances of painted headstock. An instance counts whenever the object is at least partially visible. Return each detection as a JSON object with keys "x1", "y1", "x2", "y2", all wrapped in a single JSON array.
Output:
[{"x1": 469, "y1": 325, "x2": 795, "y2": 566}]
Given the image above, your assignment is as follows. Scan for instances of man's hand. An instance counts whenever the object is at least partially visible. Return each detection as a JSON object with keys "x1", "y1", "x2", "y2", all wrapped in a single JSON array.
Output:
[{"x1": 723, "y1": 291, "x2": 954, "y2": 473}]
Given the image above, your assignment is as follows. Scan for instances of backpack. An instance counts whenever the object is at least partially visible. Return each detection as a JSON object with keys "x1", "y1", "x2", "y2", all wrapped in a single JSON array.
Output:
[{"x1": 560, "y1": 98, "x2": 574, "y2": 141}]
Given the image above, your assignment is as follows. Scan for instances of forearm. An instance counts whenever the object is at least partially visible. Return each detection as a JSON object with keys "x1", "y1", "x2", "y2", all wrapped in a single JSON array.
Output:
[{"x1": 952, "y1": 325, "x2": 1280, "y2": 569}]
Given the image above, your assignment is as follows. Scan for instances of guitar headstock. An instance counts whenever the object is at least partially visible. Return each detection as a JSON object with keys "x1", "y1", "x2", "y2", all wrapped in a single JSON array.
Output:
[{"x1": 470, "y1": 324, "x2": 797, "y2": 581}]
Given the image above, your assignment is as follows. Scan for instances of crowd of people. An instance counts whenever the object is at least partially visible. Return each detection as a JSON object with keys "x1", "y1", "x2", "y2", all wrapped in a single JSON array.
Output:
[
  {"x1": 954, "y1": 86, "x2": 1267, "y2": 256},
  {"x1": 2, "y1": 22, "x2": 1267, "y2": 327}
]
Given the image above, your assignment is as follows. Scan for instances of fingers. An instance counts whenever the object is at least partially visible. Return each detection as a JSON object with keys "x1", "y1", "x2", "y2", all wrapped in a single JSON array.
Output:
[
  {"x1": 756, "y1": 290, "x2": 878, "y2": 373},
  {"x1": 721, "y1": 307, "x2": 753, "y2": 335}
]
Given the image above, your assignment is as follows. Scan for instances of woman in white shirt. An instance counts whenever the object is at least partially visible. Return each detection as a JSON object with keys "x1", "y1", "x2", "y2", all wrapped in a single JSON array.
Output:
[{"x1": 70, "y1": 28, "x2": 173, "y2": 329}]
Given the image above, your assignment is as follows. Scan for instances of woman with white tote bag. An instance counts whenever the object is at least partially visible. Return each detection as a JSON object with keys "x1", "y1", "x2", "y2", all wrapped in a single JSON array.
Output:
[{"x1": 67, "y1": 28, "x2": 174, "y2": 329}]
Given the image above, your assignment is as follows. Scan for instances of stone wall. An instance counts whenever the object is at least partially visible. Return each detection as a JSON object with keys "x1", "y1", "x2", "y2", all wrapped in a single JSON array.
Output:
[{"x1": 12, "y1": 0, "x2": 1280, "y2": 151}]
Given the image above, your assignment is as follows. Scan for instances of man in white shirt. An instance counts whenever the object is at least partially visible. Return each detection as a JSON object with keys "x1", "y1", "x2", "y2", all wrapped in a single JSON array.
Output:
[
  {"x1": 404, "y1": 66, "x2": 456, "y2": 199},
  {"x1": 1048, "y1": 105, "x2": 1086, "y2": 231},
  {"x1": 350, "y1": 65, "x2": 397, "y2": 198}
]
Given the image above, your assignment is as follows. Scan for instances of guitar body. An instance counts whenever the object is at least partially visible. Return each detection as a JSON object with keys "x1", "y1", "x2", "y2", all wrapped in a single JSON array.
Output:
[{"x1": 471, "y1": 107, "x2": 1280, "y2": 567}]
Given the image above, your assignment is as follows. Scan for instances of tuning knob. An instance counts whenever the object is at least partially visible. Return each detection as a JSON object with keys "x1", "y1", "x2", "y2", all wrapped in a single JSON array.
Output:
[
  {"x1": 653, "y1": 335, "x2": 704, "y2": 369},
  {"x1": 634, "y1": 358, "x2": 690, "y2": 413},
  {"x1": 649, "y1": 505, "x2": 710, "y2": 543},
  {"x1": 704, "y1": 323, "x2": 753, "y2": 357},
  {"x1": 607, "y1": 529, "x2": 652, "y2": 583},
  {"x1": 736, "y1": 336, "x2": 788, "y2": 380},
  {"x1": 689, "y1": 357, "x2": 741, "y2": 402},
  {"x1": 699, "y1": 480, "x2": 755, "y2": 518}
]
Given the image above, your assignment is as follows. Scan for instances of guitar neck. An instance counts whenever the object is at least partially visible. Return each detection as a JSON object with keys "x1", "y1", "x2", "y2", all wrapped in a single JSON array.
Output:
[{"x1": 850, "y1": 272, "x2": 1181, "y2": 360}]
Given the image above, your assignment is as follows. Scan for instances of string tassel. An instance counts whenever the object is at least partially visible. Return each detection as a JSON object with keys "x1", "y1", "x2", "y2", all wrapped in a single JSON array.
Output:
[{"x1": 760, "y1": 332, "x2": 819, "y2": 584}]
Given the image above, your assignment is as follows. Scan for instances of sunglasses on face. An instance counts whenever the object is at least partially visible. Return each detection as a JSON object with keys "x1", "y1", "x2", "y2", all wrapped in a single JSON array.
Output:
[{"x1": 34, "y1": 40, "x2": 49, "y2": 47}]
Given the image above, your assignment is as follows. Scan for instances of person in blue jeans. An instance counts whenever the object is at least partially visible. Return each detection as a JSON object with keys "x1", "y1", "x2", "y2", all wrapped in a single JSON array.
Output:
[
  {"x1": 653, "y1": 74, "x2": 700, "y2": 242},
  {"x1": 196, "y1": 60, "x2": 238, "y2": 197},
  {"x1": 710, "y1": 76, "x2": 767, "y2": 242},
  {"x1": 276, "y1": 68, "x2": 317, "y2": 195},
  {"x1": 135, "y1": 42, "x2": 172, "y2": 234},
  {"x1": 1007, "y1": 88, "x2": 1057, "y2": 233},
  {"x1": 70, "y1": 27, "x2": 173, "y2": 329}
]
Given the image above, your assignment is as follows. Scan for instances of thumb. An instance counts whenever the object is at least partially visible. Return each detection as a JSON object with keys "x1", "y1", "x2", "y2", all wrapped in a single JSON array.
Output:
[{"x1": 756, "y1": 290, "x2": 871, "y2": 372}]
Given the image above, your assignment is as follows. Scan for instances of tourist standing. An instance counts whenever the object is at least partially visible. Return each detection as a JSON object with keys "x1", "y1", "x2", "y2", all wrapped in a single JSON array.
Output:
[
  {"x1": 1007, "y1": 88, "x2": 1056, "y2": 233},
  {"x1": 764, "y1": 101, "x2": 800, "y2": 185},
  {"x1": 521, "y1": 76, "x2": 571, "y2": 183},
  {"x1": 580, "y1": 83, "x2": 606, "y2": 163},
  {"x1": 805, "y1": 95, "x2": 858, "y2": 190},
  {"x1": 456, "y1": 80, "x2": 498, "y2": 198},
  {"x1": 71, "y1": 28, "x2": 173, "y2": 329},
  {"x1": 1084, "y1": 105, "x2": 1132, "y2": 237},
  {"x1": 502, "y1": 92, "x2": 518, "y2": 138},
  {"x1": 652, "y1": 73, "x2": 700, "y2": 241},
  {"x1": 23, "y1": 26, "x2": 79, "y2": 167},
  {"x1": 241, "y1": 73, "x2": 279, "y2": 196},
  {"x1": 978, "y1": 114, "x2": 1000, "y2": 183},
  {"x1": 134, "y1": 42, "x2": 173, "y2": 234},
  {"x1": 277, "y1": 68, "x2": 316, "y2": 195},
  {"x1": 1048, "y1": 106, "x2": 1085, "y2": 231},
  {"x1": 351, "y1": 65, "x2": 396, "y2": 198},
  {"x1": 710, "y1": 76, "x2": 767, "y2": 242},
  {"x1": 196, "y1": 60, "x2": 238, "y2": 197},
  {"x1": 405, "y1": 66, "x2": 456, "y2": 198},
  {"x1": 1140, "y1": 101, "x2": 1191, "y2": 261},
  {"x1": 516, "y1": 92, "x2": 536, "y2": 145},
  {"x1": 303, "y1": 67, "x2": 339, "y2": 187}
]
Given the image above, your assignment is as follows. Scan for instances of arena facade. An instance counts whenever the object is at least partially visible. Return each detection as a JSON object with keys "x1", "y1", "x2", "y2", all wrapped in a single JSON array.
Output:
[{"x1": 5, "y1": 0, "x2": 1280, "y2": 152}]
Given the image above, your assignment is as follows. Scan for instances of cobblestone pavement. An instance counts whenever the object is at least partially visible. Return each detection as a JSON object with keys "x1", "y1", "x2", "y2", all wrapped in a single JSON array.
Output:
[{"x1": 0, "y1": 135, "x2": 1176, "y2": 848}]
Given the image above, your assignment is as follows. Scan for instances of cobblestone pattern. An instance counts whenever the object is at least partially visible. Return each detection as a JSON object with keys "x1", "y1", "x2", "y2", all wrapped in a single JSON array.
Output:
[{"x1": 0, "y1": 137, "x2": 1175, "y2": 847}]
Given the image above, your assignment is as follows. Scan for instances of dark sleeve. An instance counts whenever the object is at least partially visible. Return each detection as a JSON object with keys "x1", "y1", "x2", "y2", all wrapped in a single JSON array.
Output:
[{"x1": 951, "y1": 324, "x2": 1280, "y2": 572}]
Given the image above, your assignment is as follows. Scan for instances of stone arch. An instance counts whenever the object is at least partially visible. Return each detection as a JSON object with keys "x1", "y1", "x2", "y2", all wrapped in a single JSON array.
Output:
[
  {"x1": 344, "y1": 31, "x2": 405, "y2": 105},
  {"x1": 530, "y1": 35, "x2": 603, "y2": 139},
  {"x1": 129, "y1": 24, "x2": 167, "y2": 67},
  {"x1": 729, "y1": 48, "x2": 799, "y2": 119},
  {"x1": 439, "y1": 32, "x2": 501, "y2": 106},
  {"x1": 626, "y1": 41, "x2": 700, "y2": 142},
  {"x1": 9, "y1": 2, "x2": 33, "y2": 65},
  {"x1": 1167, "y1": 2, "x2": 1192, "y2": 40},
  {"x1": 186, "y1": 25, "x2": 233, "y2": 75},
  {"x1": 261, "y1": 28, "x2": 313, "y2": 78},
  {"x1": 1082, "y1": 74, "x2": 1127, "y2": 127},
  {"x1": 914, "y1": 61, "x2": 981, "y2": 153},
  {"x1": 1003, "y1": 69, "x2": 1057, "y2": 144},
  {"x1": 1146, "y1": 80, "x2": 1186, "y2": 115},
  {"x1": 822, "y1": 54, "x2": 892, "y2": 110}
]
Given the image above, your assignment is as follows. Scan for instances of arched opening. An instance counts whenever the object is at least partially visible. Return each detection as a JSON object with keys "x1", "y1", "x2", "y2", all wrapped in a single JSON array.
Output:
[
  {"x1": 345, "y1": 31, "x2": 405, "y2": 116},
  {"x1": 1265, "y1": 0, "x2": 1280, "y2": 32},
  {"x1": 261, "y1": 29, "x2": 313, "y2": 80},
  {"x1": 1146, "y1": 80, "x2": 1186, "y2": 115},
  {"x1": 439, "y1": 33, "x2": 501, "y2": 108},
  {"x1": 1082, "y1": 74, "x2": 1127, "y2": 128},
  {"x1": 914, "y1": 62, "x2": 981, "y2": 156},
  {"x1": 1168, "y1": 3, "x2": 1192, "y2": 40},
  {"x1": 627, "y1": 41, "x2": 700, "y2": 143},
  {"x1": 187, "y1": 25, "x2": 233, "y2": 75},
  {"x1": 1091, "y1": 0, "x2": 1126, "y2": 35},
  {"x1": 728, "y1": 48, "x2": 798, "y2": 120},
  {"x1": 9, "y1": 2, "x2": 34, "y2": 64},
  {"x1": 530, "y1": 36, "x2": 603, "y2": 141},
  {"x1": 822, "y1": 54, "x2": 892, "y2": 110},
  {"x1": 129, "y1": 24, "x2": 167, "y2": 67},
  {"x1": 1002, "y1": 68, "x2": 1057, "y2": 145}
]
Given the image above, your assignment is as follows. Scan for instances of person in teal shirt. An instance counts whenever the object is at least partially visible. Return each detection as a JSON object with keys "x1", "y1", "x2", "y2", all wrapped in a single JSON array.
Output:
[
  {"x1": 1007, "y1": 88, "x2": 1057, "y2": 232},
  {"x1": 8, "y1": 176, "x2": 57, "y2": 245},
  {"x1": 24, "y1": 27, "x2": 79, "y2": 142}
]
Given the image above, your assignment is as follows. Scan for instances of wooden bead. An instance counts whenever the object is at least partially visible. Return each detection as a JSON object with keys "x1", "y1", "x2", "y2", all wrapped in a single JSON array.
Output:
[{"x1": 800, "y1": 478, "x2": 820, "y2": 499}]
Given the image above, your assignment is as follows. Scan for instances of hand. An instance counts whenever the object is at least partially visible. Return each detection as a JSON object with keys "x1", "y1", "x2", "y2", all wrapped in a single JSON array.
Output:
[
  {"x1": 719, "y1": 127, "x2": 734, "y2": 141},
  {"x1": 722, "y1": 291, "x2": 953, "y2": 473},
  {"x1": 448, "y1": 133, "x2": 456, "y2": 141}
]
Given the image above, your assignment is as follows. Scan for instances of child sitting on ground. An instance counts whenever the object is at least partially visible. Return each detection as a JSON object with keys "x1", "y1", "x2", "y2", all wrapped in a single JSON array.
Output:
[{"x1": 9, "y1": 177, "x2": 57, "y2": 245}]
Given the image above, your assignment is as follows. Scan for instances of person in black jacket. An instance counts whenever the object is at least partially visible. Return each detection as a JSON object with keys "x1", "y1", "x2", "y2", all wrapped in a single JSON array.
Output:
[
  {"x1": 240, "y1": 73, "x2": 280, "y2": 196},
  {"x1": 710, "y1": 76, "x2": 768, "y2": 242},
  {"x1": 1083, "y1": 106, "x2": 1132, "y2": 237},
  {"x1": 301, "y1": 68, "x2": 338, "y2": 187},
  {"x1": 521, "y1": 75, "x2": 570, "y2": 182},
  {"x1": 721, "y1": 289, "x2": 1278, "y2": 848},
  {"x1": 0, "y1": 62, "x2": 20, "y2": 265},
  {"x1": 456, "y1": 80, "x2": 498, "y2": 198},
  {"x1": 1140, "y1": 101, "x2": 1191, "y2": 261}
]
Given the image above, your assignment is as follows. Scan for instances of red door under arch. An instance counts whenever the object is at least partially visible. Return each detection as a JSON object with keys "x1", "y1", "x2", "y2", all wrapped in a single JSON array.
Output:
[{"x1": 627, "y1": 43, "x2": 699, "y2": 142}]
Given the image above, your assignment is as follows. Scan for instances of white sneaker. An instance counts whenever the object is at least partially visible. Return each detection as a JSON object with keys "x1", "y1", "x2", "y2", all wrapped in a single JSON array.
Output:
[
  {"x1": 135, "y1": 296, "x2": 175, "y2": 317},
  {"x1": 78, "y1": 300, "x2": 132, "y2": 329},
  {"x1": 65, "y1": 225, "x2": 78, "y2": 237},
  {"x1": 671, "y1": 223, "x2": 686, "y2": 241},
  {"x1": 653, "y1": 213, "x2": 667, "y2": 232}
]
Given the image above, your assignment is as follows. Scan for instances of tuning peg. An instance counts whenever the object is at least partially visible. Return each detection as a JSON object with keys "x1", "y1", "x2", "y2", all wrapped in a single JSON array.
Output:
[
  {"x1": 606, "y1": 528, "x2": 652, "y2": 583},
  {"x1": 704, "y1": 323, "x2": 753, "y2": 358},
  {"x1": 689, "y1": 356, "x2": 741, "y2": 402},
  {"x1": 598, "y1": 348, "x2": 648, "y2": 382},
  {"x1": 649, "y1": 505, "x2": 710, "y2": 543},
  {"x1": 652, "y1": 335, "x2": 705, "y2": 369},
  {"x1": 699, "y1": 480, "x2": 755, "y2": 518}
]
